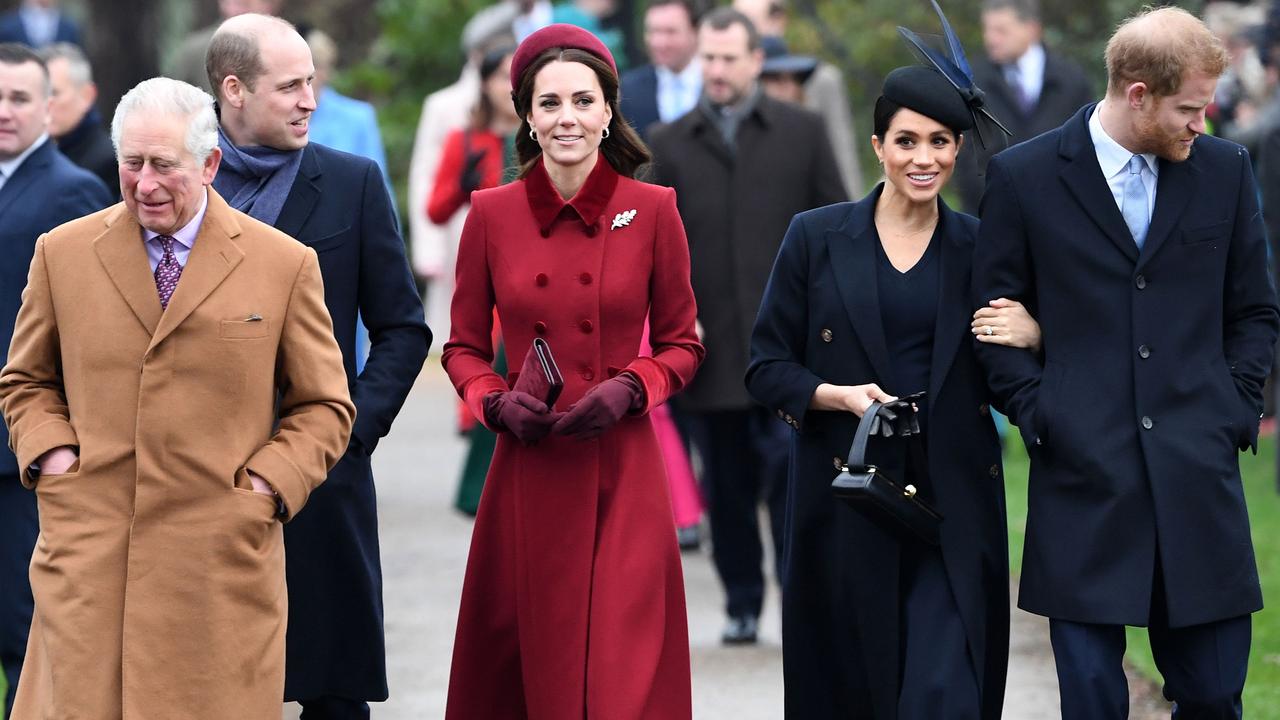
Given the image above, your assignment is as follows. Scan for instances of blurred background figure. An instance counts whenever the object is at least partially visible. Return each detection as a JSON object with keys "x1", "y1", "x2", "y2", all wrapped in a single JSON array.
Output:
[
  {"x1": 552, "y1": 0, "x2": 629, "y2": 69},
  {"x1": 952, "y1": 0, "x2": 1092, "y2": 213},
  {"x1": 165, "y1": 0, "x2": 283, "y2": 91},
  {"x1": 306, "y1": 28, "x2": 391, "y2": 188},
  {"x1": 620, "y1": 0, "x2": 704, "y2": 139},
  {"x1": 424, "y1": 43, "x2": 518, "y2": 517},
  {"x1": 41, "y1": 42, "x2": 116, "y2": 199},
  {"x1": 649, "y1": 6, "x2": 846, "y2": 646},
  {"x1": 733, "y1": 0, "x2": 861, "y2": 197},
  {"x1": 758, "y1": 35, "x2": 815, "y2": 105},
  {"x1": 408, "y1": 7, "x2": 516, "y2": 352},
  {"x1": 0, "y1": 0, "x2": 79, "y2": 49}
]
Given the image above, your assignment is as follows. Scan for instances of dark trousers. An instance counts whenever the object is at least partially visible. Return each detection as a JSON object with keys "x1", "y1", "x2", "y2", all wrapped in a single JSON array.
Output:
[
  {"x1": 0, "y1": 473, "x2": 37, "y2": 719},
  {"x1": 689, "y1": 406, "x2": 788, "y2": 619},
  {"x1": 298, "y1": 696, "x2": 371, "y2": 719},
  {"x1": 1049, "y1": 564, "x2": 1251, "y2": 720},
  {"x1": 898, "y1": 545, "x2": 981, "y2": 719}
]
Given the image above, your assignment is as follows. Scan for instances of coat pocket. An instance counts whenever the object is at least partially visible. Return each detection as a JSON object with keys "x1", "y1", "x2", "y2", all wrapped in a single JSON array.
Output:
[
  {"x1": 1180, "y1": 219, "x2": 1230, "y2": 245},
  {"x1": 220, "y1": 319, "x2": 271, "y2": 339}
]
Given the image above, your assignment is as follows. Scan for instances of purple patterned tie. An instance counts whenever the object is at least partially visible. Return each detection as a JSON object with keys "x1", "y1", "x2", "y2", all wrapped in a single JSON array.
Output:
[{"x1": 154, "y1": 235, "x2": 183, "y2": 310}]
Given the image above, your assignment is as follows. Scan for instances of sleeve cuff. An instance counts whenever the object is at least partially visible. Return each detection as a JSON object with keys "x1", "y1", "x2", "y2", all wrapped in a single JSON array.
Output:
[
  {"x1": 16, "y1": 419, "x2": 79, "y2": 488},
  {"x1": 245, "y1": 445, "x2": 310, "y2": 521}
]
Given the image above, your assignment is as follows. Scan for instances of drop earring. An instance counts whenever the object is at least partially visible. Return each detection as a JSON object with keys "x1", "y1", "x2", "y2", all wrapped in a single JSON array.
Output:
[
  {"x1": 529, "y1": 128, "x2": 537, "y2": 140},
  {"x1": 602, "y1": 125, "x2": 611, "y2": 139}
]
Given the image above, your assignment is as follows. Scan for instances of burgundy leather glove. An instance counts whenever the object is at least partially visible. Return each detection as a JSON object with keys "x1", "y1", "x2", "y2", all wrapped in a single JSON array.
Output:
[
  {"x1": 552, "y1": 374, "x2": 645, "y2": 441},
  {"x1": 483, "y1": 391, "x2": 560, "y2": 444}
]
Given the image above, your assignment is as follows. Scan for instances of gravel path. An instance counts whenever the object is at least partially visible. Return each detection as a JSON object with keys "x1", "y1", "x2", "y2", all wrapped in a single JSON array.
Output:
[{"x1": 284, "y1": 362, "x2": 1171, "y2": 718}]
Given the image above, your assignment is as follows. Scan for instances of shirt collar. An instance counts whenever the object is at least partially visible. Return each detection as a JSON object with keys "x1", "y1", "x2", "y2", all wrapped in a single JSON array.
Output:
[
  {"x1": 1016, "y1": 43, "x2": 1045, "y2": 81},
  {"x1": 0, "y1": 132, "x2": 47, "y2": 179},
  {"x1": 1088, "y1": 104, "x2": 1157, "y2": 179},
  {"x1": 143, "y1": 187, "x2": 209, "y2": 248},
  {"x1": 524, "y1": 155, "x2": 619, "y2": 237},
  {"x1": 656, "y1": 57, "x2": 701, "y2": 86}
]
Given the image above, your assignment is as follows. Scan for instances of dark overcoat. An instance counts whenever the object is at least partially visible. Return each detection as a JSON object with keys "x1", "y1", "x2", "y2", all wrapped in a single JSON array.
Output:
[
  {"x1": 973, "y1": 104, "x2": 1279, "y2": 628},
  {"x1": 746, "y1": 187, "x2": 1008, "y2": 719},
  {"x1": 619, "y1": 63, "x2": 660, "y2": 139},
  {"x1": 953, "y1": 49, "x2": 1094, "y2": 213},
  {"x1": 272, "y1": 143, "x2": 431, "y2": 701},
  {"x1": 649, "y1": 94, "x2": 847, "y2": 412}
]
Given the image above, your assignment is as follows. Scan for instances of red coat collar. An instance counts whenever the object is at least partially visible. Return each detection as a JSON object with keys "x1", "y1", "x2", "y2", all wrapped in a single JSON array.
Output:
[{"x1": 524, "y1": 156, "x2": 619, "y2": 238}]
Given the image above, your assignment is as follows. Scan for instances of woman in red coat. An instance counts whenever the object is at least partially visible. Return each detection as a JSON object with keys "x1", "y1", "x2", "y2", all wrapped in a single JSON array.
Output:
[{"x1": 442, "y1": 24, "x2": 704, "y2": 720}]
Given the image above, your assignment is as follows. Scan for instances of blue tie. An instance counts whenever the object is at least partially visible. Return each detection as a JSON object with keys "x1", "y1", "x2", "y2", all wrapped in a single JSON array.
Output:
[{"x1": 1122, "y1": 154, "x2": 1150, "y2": 249}]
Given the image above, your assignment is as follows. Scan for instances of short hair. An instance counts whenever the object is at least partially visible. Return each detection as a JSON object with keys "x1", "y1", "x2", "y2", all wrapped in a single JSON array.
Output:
[
  {"x1": 111, "y1": 77, "x2": 220, "y2": 165},
  {"x1": 40, "y1": 42, "x2": 93, "y2": 86},
  {"x1": 981, "y1": 0, "x2": 1040, "y2": 23},
  {"x1": 647, "y1": 0, "x2": 707, "y2": 26},
  {"x1": 205, "y1": 13, "x2": 297, "y2": 100},
  {"x1": 0, "y1": 42, "x2": 50, "y2": 97},
  {"x1": 1105, "y1": 7, "x2": 1228, "y2": 97},
  {"x1": 700, "y1": 7, "x2": 760, "y2": 52}
]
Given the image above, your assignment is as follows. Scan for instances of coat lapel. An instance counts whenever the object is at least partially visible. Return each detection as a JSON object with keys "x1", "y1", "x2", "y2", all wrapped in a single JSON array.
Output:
[
  {"x1": 273, "y1": 143, "x2": 321, "y2": 239},
  {"x1": 147, "y1": 190, "x2": 245, "y2": 353},
  {"x1": 0, "y1": 139, "x2": 53, "y2": 219},
  {"x1": 93, "y1": 205, "x2": 163, "y2": 337},
  {"x1": 1057, "y1": 105, "x2": 1140, "y2": 264},
  {"x1": 1136, "y1": 155, "x2": 1198, "y2": 270},
  {"x1": 927, "y1": 203, "x2": 971, "y2": 404},
  {"x1": 825, "y1": 189, "x2": 894, "y2": 383}
]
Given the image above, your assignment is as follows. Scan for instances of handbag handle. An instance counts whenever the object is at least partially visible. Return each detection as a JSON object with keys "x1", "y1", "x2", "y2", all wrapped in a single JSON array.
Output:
[{"x1": 845, "y1": 400, "x2": 884, "y2": 469}]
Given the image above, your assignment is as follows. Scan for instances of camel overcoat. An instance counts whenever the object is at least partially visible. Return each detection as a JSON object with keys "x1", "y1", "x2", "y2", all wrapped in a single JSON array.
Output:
[{"x1": 0, "y1": 189, "x2": 355, "y2": 719}]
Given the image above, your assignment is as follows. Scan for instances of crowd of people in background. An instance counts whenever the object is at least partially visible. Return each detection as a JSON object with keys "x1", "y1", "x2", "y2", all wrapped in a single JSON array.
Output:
[{"x1": 0, "y1": 0, "x2": 1275, "y2": 718}]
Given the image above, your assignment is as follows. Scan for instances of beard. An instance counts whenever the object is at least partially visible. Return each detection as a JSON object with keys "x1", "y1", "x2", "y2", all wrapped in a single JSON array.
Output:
[{"x1": 1134, "y1": 109, "x2": 1196, "y2": 162}]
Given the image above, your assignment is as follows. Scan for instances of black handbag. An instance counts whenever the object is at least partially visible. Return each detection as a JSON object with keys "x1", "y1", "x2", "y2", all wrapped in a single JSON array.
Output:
[{"x1": 830, "y1": 396, "x2": 943, "y2": 545}]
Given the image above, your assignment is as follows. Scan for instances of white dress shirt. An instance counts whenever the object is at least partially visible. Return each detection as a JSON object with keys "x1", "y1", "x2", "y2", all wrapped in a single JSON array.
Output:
[
  {"x1": 1006, "y1": 43, "x2": 1046, "y2": 107},
  {"x1": 0, "y1": 132, "x2": 48, "y2": 194},
  {"x1": 142, "y1": 188, "x2": 208, "y2": 271},
  {"x1": 655, "y1": 59, "x2": 702, "y2": 123},
  {"x1": 1089, "y1": 104, "x2": 1158, "y2": 219}
]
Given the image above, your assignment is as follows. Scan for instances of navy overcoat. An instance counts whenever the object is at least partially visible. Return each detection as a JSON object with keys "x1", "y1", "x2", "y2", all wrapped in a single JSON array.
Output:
[
  {"x1": 747, "y1": 186, "x2": 1008, "y2": 719},
  {"x1": 972, "y1": 104, "x2": 1279, "y2": 628},
  {"x1": 273, "y1": 143, "x2": 431, "y2": 701}
]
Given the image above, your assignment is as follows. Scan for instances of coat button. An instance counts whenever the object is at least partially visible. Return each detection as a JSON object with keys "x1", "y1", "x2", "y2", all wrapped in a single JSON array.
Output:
[
  {"x1": 1138, "y1": 344, "x2": 1151, "y2": 359},
  {"x1": 1135, "y1": 274, "x2": 1147, "y2": 290},
  {"x1": 820, "y1": 328, "x2": 833, "y2": 343},
  {"x1": 989, "y1": 464, "x2": 1000, "y2": 479},
  {"x1": 579, "y1": 319, "x2": 594, "y2": 333},
  {"x1": 581, "y1": 367, "x2": 595, "y2": 381},
  {"x1": 535, "y1": 273, "x2": 548, "y2": 287},
  {"x1": 979, "y1": 403, "x2": 990, "y2": 416},
  {"x1": 1141, "y1": 416, "x2": 1153, "y2": 430},
  {"x1": 539, "y1": 228, "x2": 550, "y2": 239},
  {"x1": 534, "y1": 321, "x2": 547, "y2": 335},
  {"x1": 579, "y1": 272, "x2": 593, "y2": 285}
]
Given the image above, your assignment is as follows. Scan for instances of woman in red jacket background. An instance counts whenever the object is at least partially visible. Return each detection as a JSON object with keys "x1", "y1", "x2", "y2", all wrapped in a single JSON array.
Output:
[{"x1": 441, "y1": 24, "x2": 704, "y2": 719}]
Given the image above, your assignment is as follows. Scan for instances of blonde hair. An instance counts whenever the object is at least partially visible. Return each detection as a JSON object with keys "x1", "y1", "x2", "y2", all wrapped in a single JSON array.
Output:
[{"x1": 1105, "y1": 6, "x2": 1227, "y2": 97}]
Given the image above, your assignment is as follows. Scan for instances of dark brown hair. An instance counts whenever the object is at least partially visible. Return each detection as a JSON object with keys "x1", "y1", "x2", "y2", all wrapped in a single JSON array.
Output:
[{"x1": 512, "y1": 48, "x2": 651, "y2": 179}]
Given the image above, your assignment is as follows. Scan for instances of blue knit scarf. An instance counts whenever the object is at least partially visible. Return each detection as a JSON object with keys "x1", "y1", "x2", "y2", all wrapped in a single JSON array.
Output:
[{"x1": 212, "y1": 126, "x2": 303, "y2": 227}]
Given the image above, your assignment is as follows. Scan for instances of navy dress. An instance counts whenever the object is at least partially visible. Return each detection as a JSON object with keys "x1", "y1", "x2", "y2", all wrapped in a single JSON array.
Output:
[{"x1": 746, "y1": 185, "x2": 1008, "y2": 719}]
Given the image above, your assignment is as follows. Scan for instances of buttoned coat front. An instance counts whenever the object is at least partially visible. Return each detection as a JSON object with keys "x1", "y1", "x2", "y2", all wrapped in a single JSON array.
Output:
[
  {"x1": 0, "y1": 190, "x2": 355, "y2": 719},
  {"x1": 442, "y1": 158, "x2": 704, "y2": 719}
]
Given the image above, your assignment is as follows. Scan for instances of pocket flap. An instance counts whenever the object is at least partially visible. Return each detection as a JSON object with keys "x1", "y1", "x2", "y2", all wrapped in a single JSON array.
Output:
[{"x1": 220, "y1": 319, "x2": 271, "y2": 339}]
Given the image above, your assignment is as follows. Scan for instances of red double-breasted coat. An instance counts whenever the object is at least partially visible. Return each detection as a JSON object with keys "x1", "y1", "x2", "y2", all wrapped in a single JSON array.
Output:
[{"x1": 442, "y1": 157, "x2": 703, "y2": 719}]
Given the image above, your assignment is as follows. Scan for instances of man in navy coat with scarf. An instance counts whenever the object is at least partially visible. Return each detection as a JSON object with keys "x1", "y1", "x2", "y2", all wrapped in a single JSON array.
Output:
[
  {"x1": 973, "y1": 8, "x2": 1278, "y2": 718},
  {"x1": 206, "y1": 15, "x2": 430, "y2": 718}
]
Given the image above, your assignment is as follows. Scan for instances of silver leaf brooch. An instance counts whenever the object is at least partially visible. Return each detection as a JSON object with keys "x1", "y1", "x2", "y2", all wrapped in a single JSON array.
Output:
[{"x1": 610, "y1": 209, "x2": 637, "y2": 230}]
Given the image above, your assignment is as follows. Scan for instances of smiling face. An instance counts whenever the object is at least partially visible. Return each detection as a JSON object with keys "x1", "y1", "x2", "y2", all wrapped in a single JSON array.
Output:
[
  {"x1": 1131, "y1": 71, "x2": 1217, "y2": 161},
  {"x1": 0, "y1": 59, "x2": 48, "y2": 161},
  {"x1": 872, "y1": 107, "x2": 961, "y2": 204},
  {"x1": 526, "y1": 59, "x2": 612, "y2": 173},
  {"x1": 224, "y1": 29, "x2": 316, "y2": 150},
  {"x1": 118, "y1": 112, "x2": 220, "y2": 236}
]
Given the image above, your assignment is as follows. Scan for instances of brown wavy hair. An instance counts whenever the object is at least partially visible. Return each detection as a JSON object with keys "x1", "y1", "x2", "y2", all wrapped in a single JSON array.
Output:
[{"x1": 512, "y1": 47, "x2": 651, "y2": 179}]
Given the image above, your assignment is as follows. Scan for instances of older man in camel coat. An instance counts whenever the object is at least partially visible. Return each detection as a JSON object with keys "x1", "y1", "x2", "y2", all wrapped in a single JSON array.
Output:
[{"x1": 0, "y1": 76, "x2": 354, "y2": 719}]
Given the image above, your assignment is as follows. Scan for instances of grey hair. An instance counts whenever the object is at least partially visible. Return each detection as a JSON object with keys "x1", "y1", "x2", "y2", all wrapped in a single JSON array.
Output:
[
  {"x1": 40, "y1": 42, "x2": 92, "y2": 86},
  {"x1": 111, "y1": 77, "x2": 219, "y2": 165}
]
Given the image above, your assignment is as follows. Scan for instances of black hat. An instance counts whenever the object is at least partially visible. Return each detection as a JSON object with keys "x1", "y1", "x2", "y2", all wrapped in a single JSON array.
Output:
[
  {"x1": 760, "y1": 36, "x2": 818, "y2": 83},
  {"x1": 881, "y1": 65, "x2": 974, "y2": 132}
]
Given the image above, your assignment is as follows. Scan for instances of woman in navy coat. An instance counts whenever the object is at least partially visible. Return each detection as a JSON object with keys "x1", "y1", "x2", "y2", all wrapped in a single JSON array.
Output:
[{"x1": 746, "y1": 66, "x2": 1040, "y2": 719}]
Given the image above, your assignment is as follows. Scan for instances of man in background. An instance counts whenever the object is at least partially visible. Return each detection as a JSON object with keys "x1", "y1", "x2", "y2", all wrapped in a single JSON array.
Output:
[
  {"x1": 42, "y1": 42, "x2": 117, "y2": 197},
  {"x1": 954, "y1": 0, "x2": 1092, "y2": 212},
  {"x1": 0, "y1": 0, "x2": 79, "y2": 49},
  {"x1": 208, "y1": 14, "x2": 430, "y2": 717},
  {"x1": 165, "y1": 0, "x2": 282, "y2": 91},
  {"x1": 305, "y1": 28, "x2": 390, "y2": 186},
  {"x1": 620, "y1": 0, "x2": 705, "y2": 139},
  {"x1": 649, "y1": 7, "x2": 845, "y2": 646},
  {"x1": 0, "y1": 42, "x2": 110, "y2": 717}
]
